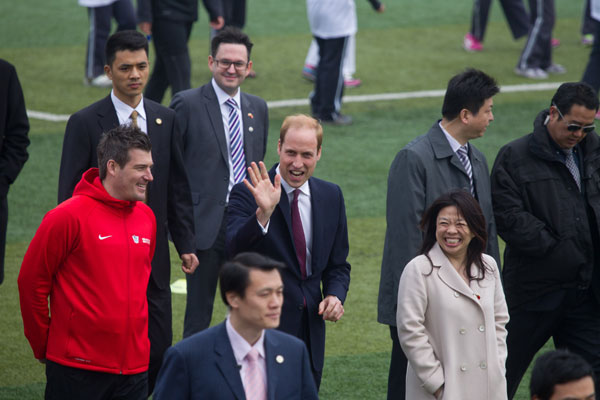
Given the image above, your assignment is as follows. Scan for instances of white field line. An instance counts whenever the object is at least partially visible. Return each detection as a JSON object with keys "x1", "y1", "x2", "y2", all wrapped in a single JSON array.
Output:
[{"x1": 27, "y1": 82, "x2": 563, "y2": 122}]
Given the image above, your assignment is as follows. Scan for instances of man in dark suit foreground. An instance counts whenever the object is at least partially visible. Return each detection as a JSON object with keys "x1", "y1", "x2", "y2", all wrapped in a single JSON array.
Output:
[
  {"x1": 57, "y1": 30, "x2": 198, "y2": 394},
  {"x1": 170, "y1": 27, "x2": 268, "y2": 338},
  {"x1": 226, "y1": 114, "x2": 351, "y2": 388},
  {"x1": 153, "y1": 252, "x2": 318, "y2": 400}
]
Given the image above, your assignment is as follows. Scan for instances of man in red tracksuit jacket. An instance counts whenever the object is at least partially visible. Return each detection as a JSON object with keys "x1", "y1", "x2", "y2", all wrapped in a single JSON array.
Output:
[{"x1": 18, "y1": 125, "x2": 157, "y2": 400}]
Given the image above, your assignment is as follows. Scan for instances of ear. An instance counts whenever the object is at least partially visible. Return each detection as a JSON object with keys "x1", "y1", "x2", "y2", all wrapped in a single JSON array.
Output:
[
  {"x1": 208, "y1": 55, "x2": 214, "y2": 70},
  {"x1": 277, "y1": 139, "x2": 282, "y2": 155},
  {"x1": 245, "y1": 60, "x2": 253, "y2": 77},
  {"x1": 459, "y1": 108, "x2": 470, "y2": 124},
  {"x1": 104, "y1": 65, "x2": 112, "y2": 80},
  {"x1": 226, "y1": 291, "x2": 240, "y2": 309},
  {"x1": 106, "y1": 159, "x2": 118, "y2": 177},
  {"x1": 316, "y1": 146, "x2": 322, "y2": 161}
]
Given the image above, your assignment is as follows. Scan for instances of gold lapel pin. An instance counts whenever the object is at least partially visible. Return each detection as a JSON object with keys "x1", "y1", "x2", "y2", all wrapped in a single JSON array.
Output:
[
  {"x1": 276, "y1": 355, "x2": 284, "y2": 364},
  {"x1": 155, "y1": 118, "x2": 162, "y2": 125}
]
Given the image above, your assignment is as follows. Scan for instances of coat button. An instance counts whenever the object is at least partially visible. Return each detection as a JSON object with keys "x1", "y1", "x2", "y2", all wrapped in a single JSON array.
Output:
[
  {"x1": 459, "y1": 328, "x2": 466, "y2": 335},
  {"x1": 480, "y1": 361, "x2": 487, "y2": 369},
  {"x1": 453, "y1": 292, "x2": 459, "y2": 298},
  {"x1": 460, "y1": 365, "x2": 467, "y2": 372},
  {"x1": 478, "y1": 325, "x2": 485, "y2": 332}
]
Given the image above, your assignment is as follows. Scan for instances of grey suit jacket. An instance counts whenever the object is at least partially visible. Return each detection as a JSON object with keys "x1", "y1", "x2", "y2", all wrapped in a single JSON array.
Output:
[
  {"x1": 170, "y1": 83, "x2": 268, "y2": 251},
  {"x1": 377, "y1": 121, "x2": 500, "y2": 326}
]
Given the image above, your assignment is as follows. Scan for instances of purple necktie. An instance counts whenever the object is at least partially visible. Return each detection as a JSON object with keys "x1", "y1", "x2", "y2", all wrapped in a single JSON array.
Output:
[
  {"x1": 291, "y1": 189, "x2": 307, "y2": 279},
  {"x1": 243, "y1": 349, "x2": 266, "y2": 400},
  {"x1": 226, "y1": 98, "x2": 246, "y2": 183}
]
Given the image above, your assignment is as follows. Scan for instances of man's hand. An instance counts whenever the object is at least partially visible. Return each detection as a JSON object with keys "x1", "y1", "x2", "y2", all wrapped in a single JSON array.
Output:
[
  {"x1": 138, "y1": 22, "x2": 152, "y2": 36},
  {"x1": 318, "y1": 295, "x2": 344, "y2": 322},
  {"x1": 243, "y1": 161, "x2": 281, "y2": 227},
  {"x1": 180, "y1": 253, "x2": 199, "y2": 274},
  {"x1": 210, "y1": 16, "x2": 225, "y2": 30}
]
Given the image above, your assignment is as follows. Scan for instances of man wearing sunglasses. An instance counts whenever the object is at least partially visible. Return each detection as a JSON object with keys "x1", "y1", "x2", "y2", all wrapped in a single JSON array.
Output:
[{"x1": 491, "y1": 82, "x2": 600, "y2": 399}]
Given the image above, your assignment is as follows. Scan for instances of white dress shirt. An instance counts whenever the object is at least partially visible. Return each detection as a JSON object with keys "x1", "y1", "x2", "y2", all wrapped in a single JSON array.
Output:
[
  {"x1": 226, "y1": 317, "x2": 267, "y2": 390},
  {"x1": 439, "y1": 121, "x2": 467, "y2": 155},
  {"x1": 111, "y1": 90, "x2": 147, "y2": 134},
  {"x1": 212, "y1": 78, "x2": 245, "y2": 202}
]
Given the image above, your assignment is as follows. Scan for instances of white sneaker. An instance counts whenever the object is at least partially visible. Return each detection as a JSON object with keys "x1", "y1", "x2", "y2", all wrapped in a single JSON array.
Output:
[
  {"x1": 84, "y1": 74, "x2": 112, "y2": 88},
  {"x1": 514, "y1": 66, "x2": 548, "y2": 80},
  {"x1": 545, "y1": 64, "x2": 567, "y2": 74}
]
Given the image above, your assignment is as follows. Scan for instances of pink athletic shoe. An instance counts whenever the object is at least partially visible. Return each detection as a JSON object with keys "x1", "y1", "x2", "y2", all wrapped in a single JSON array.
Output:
[
  {"x1": 344, "y1": 77, "x2": 362, "y2": 88},
  {"x1": 463, "y1": 33, "x2": 483, "y2": 52}
]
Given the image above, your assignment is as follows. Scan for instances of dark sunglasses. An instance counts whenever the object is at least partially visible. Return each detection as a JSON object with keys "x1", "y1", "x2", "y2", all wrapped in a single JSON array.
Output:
[{"x1": 553, "y1": 103, "x2": 595, "y2": 134}]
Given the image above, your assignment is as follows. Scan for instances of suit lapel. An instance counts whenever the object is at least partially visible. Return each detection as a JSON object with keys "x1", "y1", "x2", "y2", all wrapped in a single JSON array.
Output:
[
  {"x1": 308, "y1": 178, "x2": 322, "y2": 272},
  {"x1": 264, "y1": 330, "x2": 280, "y2": 400},
  {"x1": 240, "y1": 92, "x2": 256, "y2": 164},
  {"x1": 97, "y1": 96, "x2": 119, "y2": 133},
  {"x1": 143, "y1": 99, "x2": 158, "y2": 144},
  {"x1": 214, "y1": 324, "x2": 246, "y2": 400},
  {"x1": 204, "y1": 85, "x2": 230, "y2": 166},
  {"x1": 429, "y1": 122, "x2": 470, "y2": 178}
]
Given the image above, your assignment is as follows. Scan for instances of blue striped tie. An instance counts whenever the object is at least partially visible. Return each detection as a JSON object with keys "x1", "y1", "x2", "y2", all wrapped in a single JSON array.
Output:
[
  {"x1": 457, "y1": 145, "x2": 474, "y2": 195},
  {"x1": 226, "y1": 98, "x2": 246, "y2": 183}
]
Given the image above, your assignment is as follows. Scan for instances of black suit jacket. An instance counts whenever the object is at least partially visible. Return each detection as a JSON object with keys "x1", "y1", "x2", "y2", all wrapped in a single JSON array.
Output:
[
  {"x1": 171, "y1": 83, "x2": 268, "y2": 251},
  {"x1": 58, "y1": 95, "x2": 195, "y2": 288},
  {"x1": 226, "y1": 166, "x2": 351, "y2": 373},
  {"x1": 153, "y1": 322, "x2": 318, "y2": 400}
]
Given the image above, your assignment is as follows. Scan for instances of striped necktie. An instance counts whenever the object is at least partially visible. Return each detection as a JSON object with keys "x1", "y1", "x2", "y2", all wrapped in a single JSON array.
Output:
[
  {"x1": 226, "y1": 98, "x2": 246, "y2": 184},
  {"x1": 243, "y1": 349, "x2": 266, "y2": 400},
  {"x1": 456, "y1": 145, "x2": 474, "y2": 195}
]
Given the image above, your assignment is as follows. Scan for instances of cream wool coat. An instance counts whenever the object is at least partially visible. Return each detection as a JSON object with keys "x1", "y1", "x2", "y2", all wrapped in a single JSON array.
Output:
[{"x1": 397, "y1": 243, "x2": 509, "y2": 400}]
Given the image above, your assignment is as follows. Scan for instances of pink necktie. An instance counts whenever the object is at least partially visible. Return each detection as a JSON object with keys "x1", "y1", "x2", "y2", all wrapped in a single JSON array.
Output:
[
  {"x1": 291, "y1": 189, "x2": 307, "y2": 279},
  {"x1": 243, "y1": 349, "x2": 266, "y2": 400}
]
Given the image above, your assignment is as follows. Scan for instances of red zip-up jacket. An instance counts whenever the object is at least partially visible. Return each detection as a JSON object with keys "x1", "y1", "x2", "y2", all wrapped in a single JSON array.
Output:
[{"x1": 18, "y1": 168, "x2": 156, "y2": 374}]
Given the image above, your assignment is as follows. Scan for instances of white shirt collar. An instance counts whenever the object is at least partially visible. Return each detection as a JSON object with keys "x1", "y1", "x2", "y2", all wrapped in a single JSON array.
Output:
[
  {"x1": 111, "y1": 90, "x2": 146, "y2": 123},
  {"x1": 276, "y1": 164, "x2": 311, "y2": 197},
  {"x1": 212, "y1": 78, "x2": 242, "y2": 108},
  {"x1": 226, "y1": 316, "x2": 265, "y2": 364},
  {"x1": 439, "y1": 121, "x2": 467, "y2": 153}
]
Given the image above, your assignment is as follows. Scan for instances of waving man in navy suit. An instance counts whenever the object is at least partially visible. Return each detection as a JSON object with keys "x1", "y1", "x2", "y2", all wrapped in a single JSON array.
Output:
[{"x1": 226, "y1": 114, "x2": 351, "y2": 388}]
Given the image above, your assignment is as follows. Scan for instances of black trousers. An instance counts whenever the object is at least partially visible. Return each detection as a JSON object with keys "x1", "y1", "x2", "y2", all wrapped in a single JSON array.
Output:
[
  {"x1": 387, "y1": 325, "x2": 408, "y2": 400},
  {"x1": 517, "y1": 0, "x2": 555, "y2": 69},
  {"x1": 183, "y1": 213, "x2": 227, "y2": 338},
  {"x1": 45, "y1": 361, "x2": 147, "y2": 400},
  {"x1": 144, "y1": 19, "x2": 193, "y2": 104},
  {"x1": 0, "y1": 195, "x2": 7, "y2": 284},
  {"x1": 146, "y1": 277, "x2": 172, "y2": 395},
  {"x1": 470, "y1": 0, "x2": 529, "y2": 41},
  {"x1": 85, "y1": 0, "x2": 136, "y2": 79},
  {"x1": 222, "y1": 0, "x2": 246, "y2": 28},
  {"x1": 582, "y1": 19, "x2": 600, "y2": 93},
  {"x1": 506, "y1": 289, "x2": 600, "y2": 399},
  {"x1": 311, "y1": 36, "x2": 347, "y2": 121}
]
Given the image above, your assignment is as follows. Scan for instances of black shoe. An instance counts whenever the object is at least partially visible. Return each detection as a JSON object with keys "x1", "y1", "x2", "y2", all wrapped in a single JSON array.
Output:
[{"x1": 319, "y1": 113, "x2": 353, "y2": 126}]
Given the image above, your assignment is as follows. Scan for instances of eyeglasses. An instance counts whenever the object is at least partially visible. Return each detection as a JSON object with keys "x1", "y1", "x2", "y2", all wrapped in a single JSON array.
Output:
[
  {"x1": 214, "y1": 59, "x2": 248, "y2": 71},
  {"x1": 553, "y1": 103, "x2": 595, "y2": 134}
]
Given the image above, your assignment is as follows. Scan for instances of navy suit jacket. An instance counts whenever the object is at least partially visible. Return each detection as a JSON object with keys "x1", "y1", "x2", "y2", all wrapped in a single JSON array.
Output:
[
  {"x1": 226, "y1": 166, "x2": 351, "y2": 373},
  {"x1": 153, "y1": 322, "x2": 318, "y2": 400},
  {"x1": 57, "y1": 95, "x2": 195, "y2": 289}
]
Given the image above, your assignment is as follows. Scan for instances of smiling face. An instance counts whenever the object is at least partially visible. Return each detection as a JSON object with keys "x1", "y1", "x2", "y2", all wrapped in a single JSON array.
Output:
[
  {"x1": 277, "y1": 126, "x2": 321, "y2": 188},
  {"x1": 547, "y1": 104, "x2": 596, "y2": 149},
  {"x1": 107, "y1": 148, "x2": 154, "y2": 202},
  {"x1": 435, "y1": 205, "x2": 474, "y2": 263},
  {"x1": 105, "y1": 49, "x2": 149, "y2": 108},
  {"x1": 208, "y1": 43, "x2": 252, "y2": 96},
  {"x1": 228, "y1": 268, "x2": 284, "y2": 332}
]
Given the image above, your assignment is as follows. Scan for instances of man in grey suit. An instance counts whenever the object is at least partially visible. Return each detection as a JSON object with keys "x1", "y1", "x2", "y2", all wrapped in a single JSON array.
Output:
[
  {"x1": 170, "y1": 27, "x2": 269, "y2": 338},
  {"x1": 377, "y1": 68, "x2": 501, "y2": 400}
]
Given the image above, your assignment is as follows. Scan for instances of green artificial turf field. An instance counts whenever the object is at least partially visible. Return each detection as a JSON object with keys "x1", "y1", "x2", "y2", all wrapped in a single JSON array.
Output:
[{"x1": 0, "y1": 0, "x2": 587, "y2": 398}]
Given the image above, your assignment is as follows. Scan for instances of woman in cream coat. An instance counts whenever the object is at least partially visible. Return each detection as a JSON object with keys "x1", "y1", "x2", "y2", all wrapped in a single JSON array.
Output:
[{"x1": 397, "y1": 190, "x2": 509, "y2": 400}]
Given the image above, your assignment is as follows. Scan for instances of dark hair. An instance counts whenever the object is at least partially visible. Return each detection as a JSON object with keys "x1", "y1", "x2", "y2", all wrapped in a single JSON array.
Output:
[
  {"x1": 551, "y1": 82, "x2": 599, "y2": 115},
  {"x1": 210, "y1": 26, "x2": 253, "y2": 60},
  {"x1": 105, "y1": 30, "x2": 149, "y2": 67},
  {"x1": 219, "y1": 252, "x2": 284, "y2": 306},
  {"x1": 441, "y1": 68, "x2": 499, "y2": 121},
  {"x1": 419, "y1": 190, "x2": 489, "y2": 281},
  {"x1": 97, "y1": 124, "x2": 152, "y2": 180},
  {"x1": 530, "y1": 350, "x2": 594, "y2": 400}
]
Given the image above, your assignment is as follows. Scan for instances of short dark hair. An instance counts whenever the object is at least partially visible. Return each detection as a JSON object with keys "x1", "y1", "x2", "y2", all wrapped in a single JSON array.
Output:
[
  {"x1": 105, "y1": 30, "x2": 149, "y2": 67},
  {"x1": 551, "y1": 82, "x2": 599, "y2": 115},
  {"x1": 210, "y1": 26, "x2": 253, "y2": 60},
  {"x1": 419, "y1": 189, "x2": 490, "y2": 281},
  {"x1": 530, "y1": 350, "x2": 594, "y2": 400},
  {"x1": 97, "y1": 124, "x2": 152, "y2": 180},
  {"x1": 441, "y1": 68, "x2": 499, "y2": 121},
  {"x1": 219, "y1": 252, "x2": 284, "y2": 306}
]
